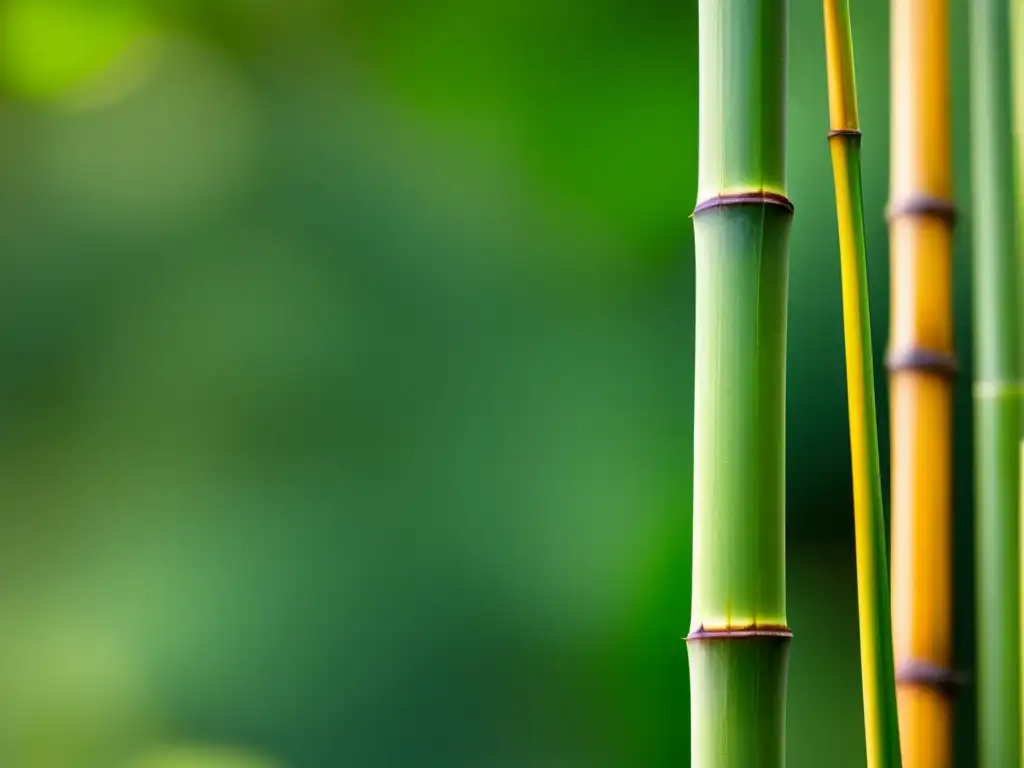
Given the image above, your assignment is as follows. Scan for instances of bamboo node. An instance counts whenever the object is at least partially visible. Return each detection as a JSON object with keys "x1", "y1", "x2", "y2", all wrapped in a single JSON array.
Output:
[
  {"x1": 686, "y1": 624, "x2": 792, "y2": 642},
  {"x1": 827, "y1": 128, "x2": 862, "y2": 139},
  {"x1": 885, "y1": 347, "x2": 959, "y2": 379},
  {"x1": 692, "y1": 191, "x2": 794, "y2": 217},
  {"x1": 896, "y1": 659, "x2": 967, "y2": 698},
  {"x1": 885, "y1": 194, "x2": 957, "y2": 224},
  {"x1": 973, "y1": 380, "x2": 1024, "y2": 399}
]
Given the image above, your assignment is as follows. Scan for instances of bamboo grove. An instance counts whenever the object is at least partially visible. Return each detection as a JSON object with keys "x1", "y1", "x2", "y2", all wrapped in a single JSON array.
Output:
[{"x1": 685, "y1": 0, "x2": 1024, "y2": 765}]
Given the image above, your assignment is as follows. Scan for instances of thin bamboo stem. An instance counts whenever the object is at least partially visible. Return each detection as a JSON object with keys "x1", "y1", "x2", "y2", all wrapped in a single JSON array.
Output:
[
  {"x1": 889, "y1": 1, "x2": 957, "y2": 766},
  {"x1": 972, "y1": 0, "x2": 1023, "y2": 764},
  {"x1": 1015, "y1": 1, "x2": 1024, "y2": 765},
  {"x1": 687, "y1": 0, "x2": 792, "y2": 765},
  {"x1": 1017, "y1": 5, "x2": 1024, "y2": 762},
  {"x1": 822, "y1": 2, "x2": 901, "y2": 765},
  {"x1": 1015, "y1": 0, "x2": 1024, "y2": 353}
]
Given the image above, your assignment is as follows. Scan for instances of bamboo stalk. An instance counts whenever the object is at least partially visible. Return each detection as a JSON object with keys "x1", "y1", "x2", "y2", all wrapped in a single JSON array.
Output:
[
  {"x1": 972, "y1": 0, "x2": 1023, "y2": 764},
  {"x1": 687, "y1": 0, "x2": 792, "y2": 765},
  {"x1": 1015, "y1": 0, "x2": 1024, "y2": 338},
  {"x1": 1018, "y1": 6, "x2": 1024, "y2": 763},
  {"x1": 889, "y1": 1, "x2": 957, "y2": 766},
  {"x1": 821, "y1": 3, "x2": 902, "y2": 765}
]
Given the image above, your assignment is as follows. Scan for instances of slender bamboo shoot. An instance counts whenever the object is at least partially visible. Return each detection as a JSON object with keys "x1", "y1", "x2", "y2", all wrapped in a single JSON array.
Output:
[{"x1": 822, "y1": 2, "x2": 902, "y2": 764}]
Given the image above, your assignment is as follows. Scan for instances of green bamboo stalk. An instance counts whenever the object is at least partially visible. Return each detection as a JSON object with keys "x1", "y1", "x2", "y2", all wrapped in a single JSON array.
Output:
[
  {"x1": 687, "y1": 0, "x2": 792, "y2": 765},
  {"x1": 821, "y1": 2, "x2": 902, "y2": 764},
  {"x1": 1016, "y1": 2, "x2": 1024, "y2": 762},
  {"x1": 1015, "y1": 0, "x2": 1024, "y2": 359},
  {"x1": 1013, "y1": 2, "x2": 1024, "y2": 763},
  {"x1": 971, "y1": 0, "x2": 1022, "y2": 764},
  {"x1": 1020, "y1": 440, "x2": 1024, "y2": 764}
]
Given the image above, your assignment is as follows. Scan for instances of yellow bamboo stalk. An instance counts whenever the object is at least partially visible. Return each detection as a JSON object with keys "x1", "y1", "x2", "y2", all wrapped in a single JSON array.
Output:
[
  {"x1": 822, "y1": 2, "x2": 901, "y2": 765},
  {"x1": 888, "y1": 1, "x2": 956, "y2": 766}
]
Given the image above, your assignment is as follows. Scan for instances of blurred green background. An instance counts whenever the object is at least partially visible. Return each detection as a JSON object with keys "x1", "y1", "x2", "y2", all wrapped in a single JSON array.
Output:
[{"x1": 0, "y1": 0, "x2": 980, "y2": 765}]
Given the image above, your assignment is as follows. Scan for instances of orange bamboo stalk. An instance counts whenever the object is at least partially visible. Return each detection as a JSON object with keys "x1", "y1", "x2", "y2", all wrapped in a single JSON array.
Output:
[{"x1": 888, "y1": 1, "x2": 956, "y2": 765}]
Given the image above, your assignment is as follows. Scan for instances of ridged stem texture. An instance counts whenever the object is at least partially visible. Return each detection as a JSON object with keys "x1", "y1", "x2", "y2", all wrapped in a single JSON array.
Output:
[
  {"x1": 889, "y1": 1, "x2": 957, "y2": 766},
  {"x1": 687, "y1": 1, "x2": 792, "y2": 766},
  {"x1": 972, "y1": 0, "x2": 1023, "y2": 764},
  {"x1": 822, "y1": 2, "x2": 902, "y2": 765}
]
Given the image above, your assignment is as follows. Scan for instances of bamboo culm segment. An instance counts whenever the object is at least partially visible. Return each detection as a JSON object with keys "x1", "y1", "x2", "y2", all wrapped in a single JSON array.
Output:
[
  {"x1": 1015, "y1": 6, "x2": 1024, "y2": 765},
  {"x1": 890, "y1": 1, "x2": 956, "y2": 765},
  {"x1": 831, "y1": 140, "x2": 900, "y2": 767},
  {"x1": 688, "y1": 633, "x2": 790, "y2": 768},
  {"x1": 689, "y1": 199, "x2": 792, "y2": 768},
  {"x1": 971, "y1": 0, "x2": 1022, "y2": 764},
  {"x1": 1020, "y1": 440, "x2": 1024, "y2": 765},
  {"x1": 976, "y1": 391, "x2": 1022, "y2": 765},
  {"x1": 822, "y1": 2, "x2": 901, "y2": 764},
  {"x1": 1015, "y1": 0, "x2": 1024, "y2": 368},
  {"x1": 690, "y1": 201, "x2": 790, "y2": 631},
  {"x1": 1013, "y1": 3, "x2": 1024, "y2": 758},
  {"x1": 689, "y1": 0, "x2": 791, "y2": 765}
]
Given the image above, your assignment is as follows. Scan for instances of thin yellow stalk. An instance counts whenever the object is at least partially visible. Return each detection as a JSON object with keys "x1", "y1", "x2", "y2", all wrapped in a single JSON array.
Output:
[{"x1": 822, "y1": 2, "x2": 901, "y2": 765}]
